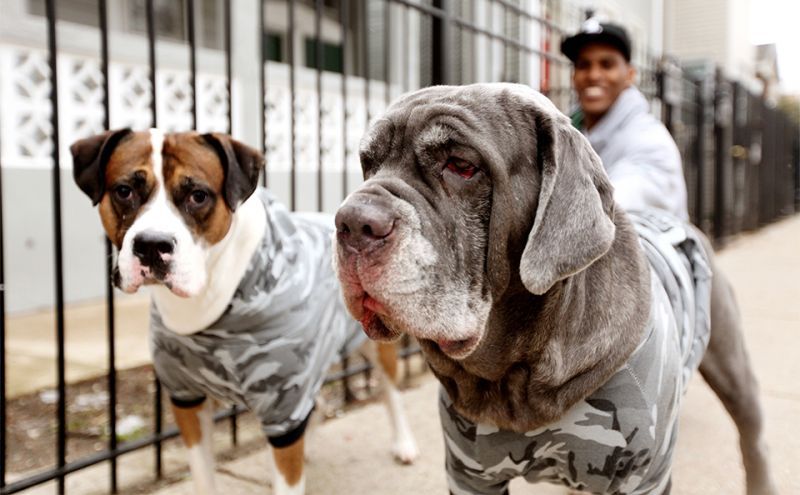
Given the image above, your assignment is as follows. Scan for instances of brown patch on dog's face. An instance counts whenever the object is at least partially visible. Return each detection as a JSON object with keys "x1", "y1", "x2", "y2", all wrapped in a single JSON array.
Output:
[
  {"x1": 95, "y1": 132, "x2": 234, "y2": 249},
  {"x1": 98, "y1": 132, "x2": 156, "y2": 248},
  {"x1": 162, "y1": 132, "x2": 232, "y2": 245}
]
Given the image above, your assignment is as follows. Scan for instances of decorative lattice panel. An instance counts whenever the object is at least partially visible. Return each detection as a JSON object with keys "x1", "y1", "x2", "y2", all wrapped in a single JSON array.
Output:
[
  {"x1": 1, "y1": 45, "x2": 392, "y2": 174},
  {"x1": 0, "y1": 49, "x2": 54, "y2": 166}
]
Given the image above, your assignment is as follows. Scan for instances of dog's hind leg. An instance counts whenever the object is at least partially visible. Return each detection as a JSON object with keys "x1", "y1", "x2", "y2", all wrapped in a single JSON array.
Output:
[
  {"x1": 172, "y1": 398, "x2": 218, "y2": 495},
  {"x1": 371, "y1": 341, "x2": 419, "y2": 464},
  {"x1": 699, "y1": 266, "x2": 778, "y2": 495}
]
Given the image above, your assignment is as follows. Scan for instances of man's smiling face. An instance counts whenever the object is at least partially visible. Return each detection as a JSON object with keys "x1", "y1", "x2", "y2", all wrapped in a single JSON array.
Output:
[{"x1": 572, "y1": 43, "x2": 636, "y2": 128}]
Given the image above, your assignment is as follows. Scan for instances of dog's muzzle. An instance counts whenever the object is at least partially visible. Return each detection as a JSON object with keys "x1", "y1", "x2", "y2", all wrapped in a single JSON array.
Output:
[{"x1": 334, "y1": 189, "x2": 403, "y2": 341}]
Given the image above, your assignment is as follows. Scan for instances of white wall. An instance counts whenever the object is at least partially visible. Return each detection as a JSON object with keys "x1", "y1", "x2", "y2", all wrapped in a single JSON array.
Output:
[
  {"x1": 728, "y1": 0, "x2": 755, "y2": 82},
  {"x1": 666, "y1": 0, "x2": 728, "y2": 65},
  {"x1": 664, "y1": 0, "x2": 757, "y2": 83}
]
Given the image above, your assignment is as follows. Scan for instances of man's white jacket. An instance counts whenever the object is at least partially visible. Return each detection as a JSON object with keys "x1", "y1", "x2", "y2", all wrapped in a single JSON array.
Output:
[{"x1": 582, "y1": 86, "x2": 689, "y2": 220}]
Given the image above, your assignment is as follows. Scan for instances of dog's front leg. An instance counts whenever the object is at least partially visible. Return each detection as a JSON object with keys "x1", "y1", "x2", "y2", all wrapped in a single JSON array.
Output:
[
  {"x1": 172, "y1": 398, "x2": 218, "y2": 495},
  {"x1": 375, "y1": 342, "x2": 419, "y2": 464},
  {"x1": 271, "y1": 436, "x2": 306, "y2": 495}
]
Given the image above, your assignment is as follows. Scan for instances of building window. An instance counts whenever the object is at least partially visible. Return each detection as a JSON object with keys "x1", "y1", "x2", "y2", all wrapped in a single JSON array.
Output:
[
  {"x1": 127, "y1": 0, "x2": 187, "y2": 42},
  {"x1": 26, "y1": 0, "x2": 223, "y2": 49},
  {"x1": 304, "y1": 38, "x2": 343, "y2": 73},
  {"x1": 298, "y1": 0, "x2": 342, "y2": 17},
  {"x1": 26, "y1": 0, "x2": 101, "y2": 27},
  {"x1": 264, "y1": 32, "x2": 284, "y2": 63}
]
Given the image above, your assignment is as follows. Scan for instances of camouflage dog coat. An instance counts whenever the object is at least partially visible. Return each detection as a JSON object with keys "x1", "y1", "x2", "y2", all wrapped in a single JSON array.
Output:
[
  {"x1": 441, "y1": 211, "x2": 712, "y2": 495},
  {"x1": 150, "y1": 189, "x2": 364, "y2": 442}
]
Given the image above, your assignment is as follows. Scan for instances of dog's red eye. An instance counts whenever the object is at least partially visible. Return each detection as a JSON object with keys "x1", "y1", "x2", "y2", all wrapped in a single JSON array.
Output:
[
  {"x1": 444, "y1": 157, "x2": 478, "y2": 179},
  {"x1": 189, "y1": 190, "x2": 209, "y2": 205},
  {"x1": 114, "y1": 185, "x2": 133, "y2": 201}
]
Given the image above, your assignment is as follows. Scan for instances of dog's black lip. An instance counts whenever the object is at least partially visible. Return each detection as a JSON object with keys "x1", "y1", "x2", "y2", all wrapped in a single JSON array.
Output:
[
  {"x1": 113, "y1": 263, "x2": 173, "y2": 288},
  {"x1": 112, "y1": 266, "x2": 122, "y2": 288},
  {"x1": 424, "y1": 336, "x2": 481, "y2": 360},
  {"x1": 437, "y1": 337, "x2": 474, "y2": 353},
  {"x1": 361, "y1": 317, "x2": 401, "y2": 342}
]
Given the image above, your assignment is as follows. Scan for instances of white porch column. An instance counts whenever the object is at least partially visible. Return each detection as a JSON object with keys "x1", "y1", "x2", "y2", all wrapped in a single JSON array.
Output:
[{"x1": 231, "y1": 0, "x2": 261, "y2": 149}]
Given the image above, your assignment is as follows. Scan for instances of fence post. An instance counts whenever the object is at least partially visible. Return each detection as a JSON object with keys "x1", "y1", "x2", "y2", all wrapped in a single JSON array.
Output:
[
  {"x1": 431, "y1": 0, "x2": 447, "y2": 85},
  {"x1": 231, "y1": 0, "x2": 261, "y2": 148},
  {"x1": 694, "y1": 78, "x2": 706, "y2": 231},
  {"x1": 44, "y1": 1, "x2": 69, "y2": 492},
  {"x1": 795, "y1": 122, "x2": 800, "y2": 213},
  {"x1": 743, "y1": 94, "x2": 762, "y2": 231},
  {"x1": 776, "y1": 113, "x2": 786, "y2": 217},
  {"x1": 730, "y1": 82, "x2": 744, "y2": 235},
  {"x1": 713, "y1": 69, "x2": 732, "y2": 243},
  {"x1": 760, "y1": 105, "x2": 775, "y2": 225},
  {"x1": 659, "y1": 57, "x2": 682, "y2": 135},
  {"x1": 0, "y1": 88, "x2": 6, "y2": 495}
]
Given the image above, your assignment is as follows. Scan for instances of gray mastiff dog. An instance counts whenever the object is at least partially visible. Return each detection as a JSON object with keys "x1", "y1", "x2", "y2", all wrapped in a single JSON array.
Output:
[{"x1": 333, "y1": 83, "x2": 777, "y2": 494}]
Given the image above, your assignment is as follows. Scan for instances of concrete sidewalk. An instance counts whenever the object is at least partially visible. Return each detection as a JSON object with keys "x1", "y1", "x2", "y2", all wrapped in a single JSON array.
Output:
[
  {"x1": 137, "y1": 214, "x2": 800, "y2": 494},
  {"x1": 5, "y1": 293, "x2": 151, "y2": 397}
]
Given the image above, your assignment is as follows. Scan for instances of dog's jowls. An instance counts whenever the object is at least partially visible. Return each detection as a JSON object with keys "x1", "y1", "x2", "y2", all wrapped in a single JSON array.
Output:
[{"x1": 334, "y1": 83, "x2": 777, "y2": 495}]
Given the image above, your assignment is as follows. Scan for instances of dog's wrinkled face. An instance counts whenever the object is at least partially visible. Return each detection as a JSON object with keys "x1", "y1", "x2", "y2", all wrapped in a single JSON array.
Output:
[
  {"x1": 334, "y1": 83, "x2": 615, "y2": 360},
  {"x1": 71, "y1": 130, "x2": 262, "y2": 297}
]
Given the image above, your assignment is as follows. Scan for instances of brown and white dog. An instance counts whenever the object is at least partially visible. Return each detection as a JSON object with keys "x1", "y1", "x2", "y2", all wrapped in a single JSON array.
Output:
[{"x1": 70, "y1": 128, "x2": 418, "y2": 495}]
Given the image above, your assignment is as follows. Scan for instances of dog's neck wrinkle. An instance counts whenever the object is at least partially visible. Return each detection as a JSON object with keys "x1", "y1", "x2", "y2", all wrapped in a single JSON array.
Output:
[
  {"x1": 428, "y1": 212, "x2": 651, "y2": 432},
  {"x1": 151, "y1": 194, "x2": 267, "y2": 334}
]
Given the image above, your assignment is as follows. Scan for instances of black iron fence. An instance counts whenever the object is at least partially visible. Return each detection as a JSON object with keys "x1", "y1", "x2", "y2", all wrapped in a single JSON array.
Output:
[
  {"x1": 0, "y1": 0, "x2": 798, "y2": 494},
  {"x1": 660, "y1": 64, "x2": 799, "y2": 243},
  {"x1": 0, "y1": 1, "x2": 566, "y2": 493}
]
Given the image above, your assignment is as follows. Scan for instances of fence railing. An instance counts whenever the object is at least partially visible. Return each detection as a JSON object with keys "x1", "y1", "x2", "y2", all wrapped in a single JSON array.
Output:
[
  {"x1": 0, "y1": 0, "x2": 562, "y2": 493},
  {"x1": 1, "y1": 1, "x2": 798, "y2": 494},
  {"x1": 660, "y1": 63, "x2": 800, "y2": 242}
]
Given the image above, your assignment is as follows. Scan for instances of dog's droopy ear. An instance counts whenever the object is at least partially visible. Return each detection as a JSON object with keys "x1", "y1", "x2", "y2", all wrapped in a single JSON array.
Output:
[
  {"x1": 519, "y1": 114, "x2": 616, "y2": 295},
  {"x1": 70, "y1": 129, "x2": 133, "y2": 205},
  {"x1": 202, "y1": 133, "x2": 264, "y2": 211}
]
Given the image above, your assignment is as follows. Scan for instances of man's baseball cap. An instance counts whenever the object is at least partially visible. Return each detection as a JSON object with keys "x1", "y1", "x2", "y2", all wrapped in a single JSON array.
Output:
[{"x1": 560, "y1": 17, "x2": 632, "y2": 63}]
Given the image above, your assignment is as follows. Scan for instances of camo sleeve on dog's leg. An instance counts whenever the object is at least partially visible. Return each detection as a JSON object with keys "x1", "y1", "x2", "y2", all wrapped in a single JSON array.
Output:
[{"x1": 439, "y1": 390, "x2": 514, "y2": 495}]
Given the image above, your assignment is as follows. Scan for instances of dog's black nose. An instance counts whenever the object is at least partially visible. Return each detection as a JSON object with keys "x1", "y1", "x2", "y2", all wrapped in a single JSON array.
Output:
[
  {"x1": 335, "y1": 200, "x2": 395, "y2": 253},
  {"x1": 132, "y1": 232, "x2": 176, "y2": 267}
]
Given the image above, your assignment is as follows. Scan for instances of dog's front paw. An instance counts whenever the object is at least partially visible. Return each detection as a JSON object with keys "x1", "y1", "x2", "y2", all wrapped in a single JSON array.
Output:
[{"x1": 391, "y1": 435, "x2": 419, "y2": 465}]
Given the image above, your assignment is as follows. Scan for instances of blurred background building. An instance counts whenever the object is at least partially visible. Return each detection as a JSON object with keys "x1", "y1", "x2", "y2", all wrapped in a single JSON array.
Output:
[
  {"x1": 0, "y1": 0, "x2": 796, "y2": 323},
  {"x1": 0, "y1": 0, "x2": 796, "y2": 313},
  {"x1": 663, "y1": 0, "x2": 756, "y2": 86}
]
